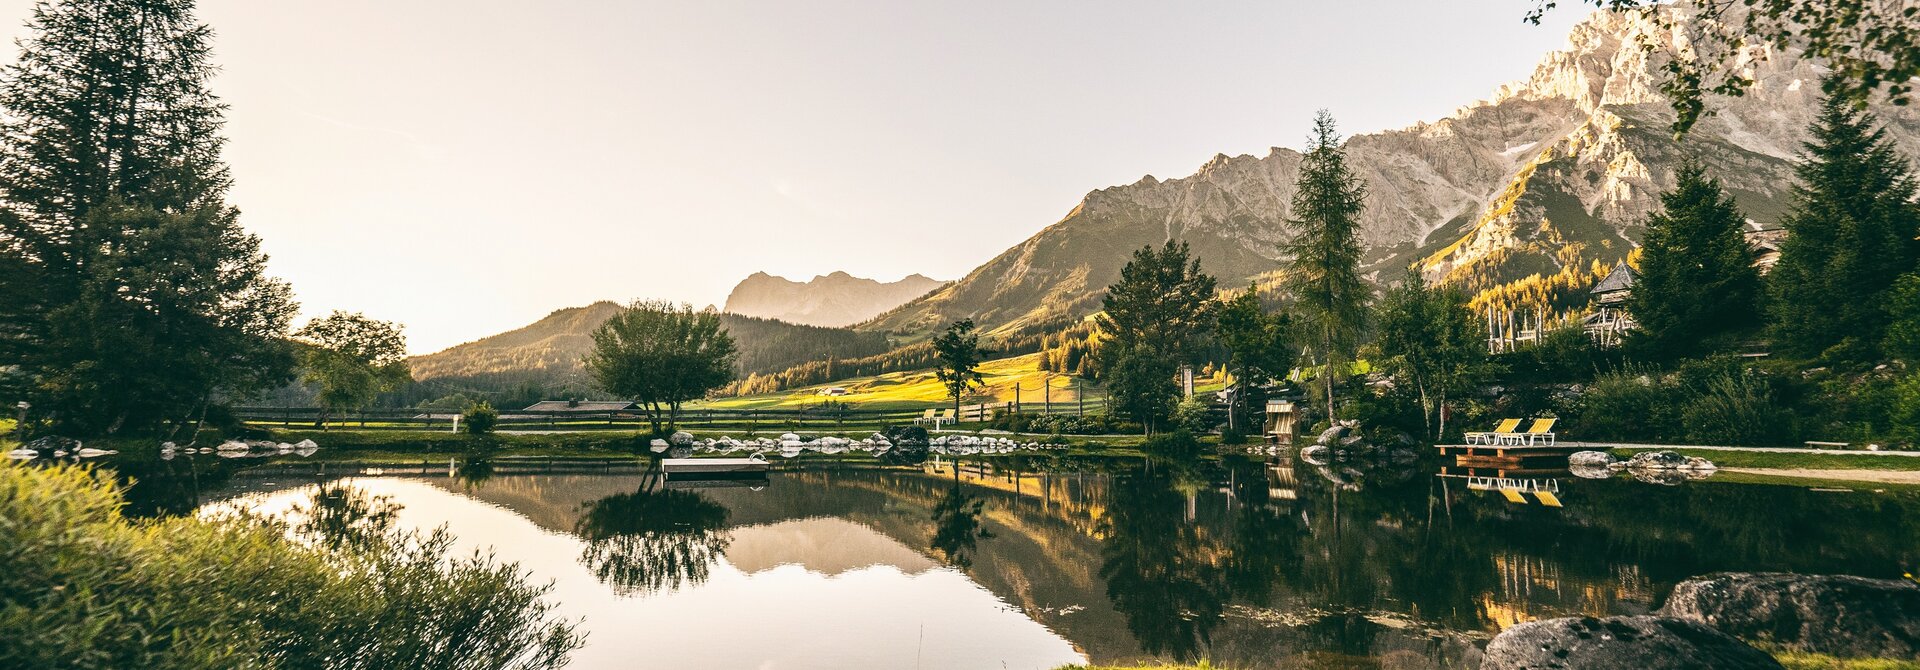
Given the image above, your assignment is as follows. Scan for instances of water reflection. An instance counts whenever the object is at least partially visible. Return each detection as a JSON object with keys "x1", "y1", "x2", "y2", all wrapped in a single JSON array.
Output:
[
  {"x1": 574, "y1": 466, "x2": 732, "y2": 596},
  {"x1": 161, "y1": 449, "x2": 1920, "y2": 669},
  {"x1": 930, "y1": 484, "x2": 994, "y2": 568}
]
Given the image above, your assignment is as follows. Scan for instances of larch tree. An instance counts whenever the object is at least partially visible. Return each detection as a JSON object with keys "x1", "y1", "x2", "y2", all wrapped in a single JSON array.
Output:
[
  {"x1": 1768, "y1": 94, "x2": 1920, "y2": 365},
  {"x1": 0, "y1": 0, "x2": 297, "y2": 435},
  {"x1": 1626, "y1": 162, "x2": 1765, "y2": 360},
  {"x1": 1282, "y1": 110, "x2": 1369, "y2": 424}
]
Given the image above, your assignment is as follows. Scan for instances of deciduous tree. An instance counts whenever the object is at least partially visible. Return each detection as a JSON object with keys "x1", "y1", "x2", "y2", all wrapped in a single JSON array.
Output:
[
  {"x1": 932, "y1": 318, "x2": 987, "y2": 418},
  {"x1": 294, "y1": 311, "x2": 411, "y2": 429},
  {"x1": 585, "y1": 301, "x2": 738, "y2": 433}
]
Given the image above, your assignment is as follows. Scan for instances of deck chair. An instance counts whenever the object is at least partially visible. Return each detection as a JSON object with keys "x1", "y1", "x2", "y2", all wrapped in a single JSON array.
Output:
[
  {"x1": 1534, "y1": 490, "x2": 1564, "y2": 507},
  {"x1": 917, "y1": 408, "x2": 937, "y2": 425},
  {"x1": 1518, "y1": 418, "x2": 1557, "y2": 446},
  {"x1": 1466, "y1": 419, "x2": 1521, "y2": 445},
  {"x1": 1498, "y1": 488, "x2": 1528, "y2": 504}
]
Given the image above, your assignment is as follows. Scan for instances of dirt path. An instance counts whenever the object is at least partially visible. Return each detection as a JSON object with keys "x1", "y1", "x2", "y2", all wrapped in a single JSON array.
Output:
[{"x1": 1724, "y1": 468, "x2": 1920, "y2": 485}]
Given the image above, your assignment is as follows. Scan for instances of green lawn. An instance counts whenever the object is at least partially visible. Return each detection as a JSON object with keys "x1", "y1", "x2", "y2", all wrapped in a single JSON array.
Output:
[{"x1": 1612, "y1": 447, "x2": 1920, "y2": 471}]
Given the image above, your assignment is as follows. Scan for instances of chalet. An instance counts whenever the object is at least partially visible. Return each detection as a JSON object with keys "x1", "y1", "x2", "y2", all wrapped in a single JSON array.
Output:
[
  {"x1": 816, "y1": 387, "x2": 850, "y2": 396},
  {"x1": 522, "y1": 400, "x2": 640, "y2": 412},
  {"x1": 1745, "y1": 226, "x2": 1787, "y2": 274},
  {"x1": 1582, "y1": 261, "x2": 1637, "y2": 347}
]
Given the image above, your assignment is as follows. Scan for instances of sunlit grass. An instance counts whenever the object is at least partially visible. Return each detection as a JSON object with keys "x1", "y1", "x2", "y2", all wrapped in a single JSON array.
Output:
[
  {"x1": 1769, "y1": 648, "x2": 1920, "y2": 670},
  {"x1": 1612, "y1": 448, "x2": 1920, "y2": 471}
]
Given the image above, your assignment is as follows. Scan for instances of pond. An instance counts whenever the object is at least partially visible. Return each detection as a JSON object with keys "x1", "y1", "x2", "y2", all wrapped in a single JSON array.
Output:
[{"x1": 120, "y1": 450, "x2": 1920, "y2": 669}]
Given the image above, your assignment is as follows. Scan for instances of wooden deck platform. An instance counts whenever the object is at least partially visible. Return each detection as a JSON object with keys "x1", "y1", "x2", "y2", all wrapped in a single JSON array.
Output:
[{"x1": 1436, "y1": 443, "x2": 1583, "y2": 468}]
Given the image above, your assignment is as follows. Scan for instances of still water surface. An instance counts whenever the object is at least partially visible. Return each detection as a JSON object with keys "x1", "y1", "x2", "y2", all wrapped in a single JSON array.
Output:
[{"x1": 140, "y1": 453, "x2": 1920, "y2": 669}]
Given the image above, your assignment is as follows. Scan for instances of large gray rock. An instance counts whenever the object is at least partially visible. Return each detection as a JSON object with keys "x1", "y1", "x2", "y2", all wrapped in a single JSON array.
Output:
[
  {"x1": 1481, "y1": 615, "x2": 1782, "y2": 670},
  {"x1": 1623, "y1": 450, "x2": 1689, "y2": 469},
  {"x1": 1659, "y1": 572, "x2": 1920, "y2": 659},
  {"x1": 1568, "y1": 450, "x2": 1615, "y2": 467}
]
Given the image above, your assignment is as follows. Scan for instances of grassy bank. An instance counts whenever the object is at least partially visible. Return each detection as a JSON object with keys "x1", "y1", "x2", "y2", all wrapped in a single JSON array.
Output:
[{"x1": 1611, "y1": 447, "x2": 1920, "y2": 471}]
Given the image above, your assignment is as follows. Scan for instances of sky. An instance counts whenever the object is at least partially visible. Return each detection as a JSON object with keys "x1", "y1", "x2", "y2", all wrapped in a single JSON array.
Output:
[{"x1": 0, "y1": 1, "x2": 1587, "y2": 354}]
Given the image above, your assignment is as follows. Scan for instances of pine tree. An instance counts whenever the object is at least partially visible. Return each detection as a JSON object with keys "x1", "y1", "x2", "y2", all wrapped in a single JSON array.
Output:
[
  {"x1": 1769, "y1": 94, "x2": 1920, "y2": 365},
  {"x1": 0, "y1": 0, "x2": 296, "y2": 434},
  {"x1": 1627, "y1": 163, "x2": 1765, "y2": 359},
  {"x1": 1282, "y1": 110, "x2": 1369, "y2": 421},
  {"x1": 1097, "y1": 240, "x2": 1218, "y2": 433}
]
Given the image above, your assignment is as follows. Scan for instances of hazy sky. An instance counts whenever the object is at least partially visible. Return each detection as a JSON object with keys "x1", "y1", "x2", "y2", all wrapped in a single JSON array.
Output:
[{"x1": 0, "y1": 1, "x2": 1586, "y2": 354}]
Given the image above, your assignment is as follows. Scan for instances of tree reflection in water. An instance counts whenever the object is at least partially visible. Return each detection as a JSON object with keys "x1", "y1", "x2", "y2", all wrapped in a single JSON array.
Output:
[
  {"x1": 1098, "y1": 458, "x2": 1229, "y2": 661},
  {"x1": 573, "y1": 466, "x2": 731, "y2": 596},
  {"x1": 930, "y1": 483, "x2": 995, "y2": 568}
]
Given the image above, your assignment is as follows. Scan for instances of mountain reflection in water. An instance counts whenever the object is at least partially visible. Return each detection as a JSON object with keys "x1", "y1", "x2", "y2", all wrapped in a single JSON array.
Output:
[{"x1": 190, "y1": 452, "x2": 1920, "y2": 670}]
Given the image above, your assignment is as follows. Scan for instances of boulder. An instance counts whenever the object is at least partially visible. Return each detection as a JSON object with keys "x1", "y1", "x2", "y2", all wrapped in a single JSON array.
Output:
[
  {"x1": 1568, "y1": 464, "x2": 1615, "y2": 480},
  {"x1": 1569, "y1": 450, "x2": 1616, "y2": 467},
  {"x1": 1481, "y1": 615, "x2": 1782, "y2": 670},
  {"x1": 25, "y1": 436, "x2": 81, "y2": 452},
  {"x1": 1299, "y1": 445, "x2": 1331, "y2": 464},
  {"x1": 669, "y1": 431, "x2": 696, "y2": 445},
  {"x1": 1658, "y1": 572, "x2": 1920, "y2": 659},
  {"x1": 294, "y1": 439, "x2": 319, "y2": 449},
  {"x1": 1630, "y1": 468, "x2": 1690, "y2": 486},
  {"x1": 1624, "y1": 450, "x2": 1689, "y2": 469},
  {"x1": 1683, "y1": 456, "x2": 1718, "y2": 471}
]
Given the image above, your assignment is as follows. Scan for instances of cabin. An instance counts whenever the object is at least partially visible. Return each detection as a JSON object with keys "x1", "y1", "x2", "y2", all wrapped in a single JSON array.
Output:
[
  {"x1": 1745, "y1": 226, "x2": 1787, "y2": 274},
  {"x1": 522, "y1": 400, "x2": 640, "y2": 412},
  {"x1": 1263, "y1": 399, "x2": 1298, "y2": 444},
  {"x1": 1582, "y1": 261, "x2": 1637, "y2": 347},
  {"x1": 816, "y1": 387, "x2": 850, "y2": 396}
]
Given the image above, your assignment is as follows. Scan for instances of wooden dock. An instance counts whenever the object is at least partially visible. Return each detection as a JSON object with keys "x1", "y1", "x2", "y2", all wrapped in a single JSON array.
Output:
[
  {"x1": 1435, "y1": 443, "x2": 1583, "y2": 468},
  {"x1": 662, "y1": 457, "x2": 769, "y2": 476}
]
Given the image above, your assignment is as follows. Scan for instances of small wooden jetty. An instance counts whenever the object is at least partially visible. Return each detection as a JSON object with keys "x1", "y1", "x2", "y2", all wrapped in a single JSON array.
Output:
[
  {"x1": 1435, "y1": 443, "x2": 1583, "y2": 469},
  {"x1": 662, "y1": 457, "x2": 769, "y2": 476}
]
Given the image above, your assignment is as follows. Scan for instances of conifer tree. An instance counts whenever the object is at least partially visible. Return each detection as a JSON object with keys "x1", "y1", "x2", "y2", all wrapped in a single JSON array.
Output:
[
  {"x1": 1282, "y1": 110, "x2": 1369, "y2": 422},
  {"x1": 1098, "y1": 240, "x2": 1218, "y2": 433},
  {"x1": 1769, "y1": 94, "x2": 1920, "y2": 365},
  {"x1": 0, "y1": 0, "x2": 298, "y2": 435},
  {"x1": 1627, "y1": 163, "x2": 1765, "y2": 359}
]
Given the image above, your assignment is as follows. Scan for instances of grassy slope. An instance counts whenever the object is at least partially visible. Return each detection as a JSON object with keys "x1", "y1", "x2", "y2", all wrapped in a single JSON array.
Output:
[{"x1": 690, "y1": 351, "x2": 1228, "y2": 412}]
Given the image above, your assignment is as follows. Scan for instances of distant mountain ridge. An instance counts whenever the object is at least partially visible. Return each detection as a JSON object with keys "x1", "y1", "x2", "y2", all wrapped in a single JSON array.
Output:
[
  {"x1": 862, "y1": 7, "x2": 1920, "y2": 340},
  {"x1": 407, "y1": 302, "x2": 892, "y2": 389},
  {"x1": 723, "y1": 271, "x2": 946, "y2": 328}
]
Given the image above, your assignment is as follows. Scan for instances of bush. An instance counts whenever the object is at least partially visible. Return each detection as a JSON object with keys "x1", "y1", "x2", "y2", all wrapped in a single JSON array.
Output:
[
  {"x1": 1681, "y1": 367, "x2": 1791, "y2": 446},
  {"x1": 1171, "y1": 397, "x2": 1214, "y2": 435},
  {"x1": 0, "y1": 462, "x2": 581, "y2": 668},
  {"x1": 1575, "y1": 365, "x2": 1679, "y2": 442},
  {"x1": 462, "y1": 401, "x2": 500, "y2": 435}
]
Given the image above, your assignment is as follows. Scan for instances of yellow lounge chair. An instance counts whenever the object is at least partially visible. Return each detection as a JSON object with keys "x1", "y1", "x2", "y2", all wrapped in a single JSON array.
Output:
[
  {"x1": 1534, "y1": 490, "x2": 1564, "y2": 507},
  {"x1": 1498, "y1": 488, "x2": 1528, "y2": 504},
  {"x1": 1467, "y1": 419, "x2": 1521, "y2": 445},
  {"x1": 1519, "y1": 418, "x2": 1557, "y2": 446}
]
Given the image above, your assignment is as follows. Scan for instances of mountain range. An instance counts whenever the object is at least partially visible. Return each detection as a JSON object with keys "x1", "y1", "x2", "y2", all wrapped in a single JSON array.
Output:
[
  {"x1": 723, "y1": 271, "x2": 947, "y2": 328},
  {"x1": 861, "y1": 8, "x2": 1920, "y2": 340},
  {"x1": 412, "y1": 8, "x2": 1920, "y2": 391}
]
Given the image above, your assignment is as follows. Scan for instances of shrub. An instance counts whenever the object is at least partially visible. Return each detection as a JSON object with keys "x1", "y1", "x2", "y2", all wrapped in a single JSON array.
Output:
[
  {"x1": 0, "y1": 462, "x2": 581, "y2": 668},
  {"x1": 462, "y1": 401, "x2": 500, "y2": 435},
  {"x1": 1576, "y1": 365, "x2": 1679, "y2": 442},
  {"x1": 1682, "y1": 368, "x2": 1790, "y2": 446},
  {"x1": 1171, "y1": 397, "x2": 1214, "y2": 435}
]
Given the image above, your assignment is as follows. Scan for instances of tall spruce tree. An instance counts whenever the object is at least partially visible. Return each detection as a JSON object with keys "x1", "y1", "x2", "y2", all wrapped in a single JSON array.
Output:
[
  {"x1": 1282, "y1": 110, "x2": 1369, "y2": 422},
  {"x1": 1627, "y1": 163, "x2": 1765, "y2": 359},
  {"x1": 0, "y1": 0, "x2": 296, "y2": 435},
  {"x1": 1769, "y1": 94, "x2": 1920, "y2": 365}
]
